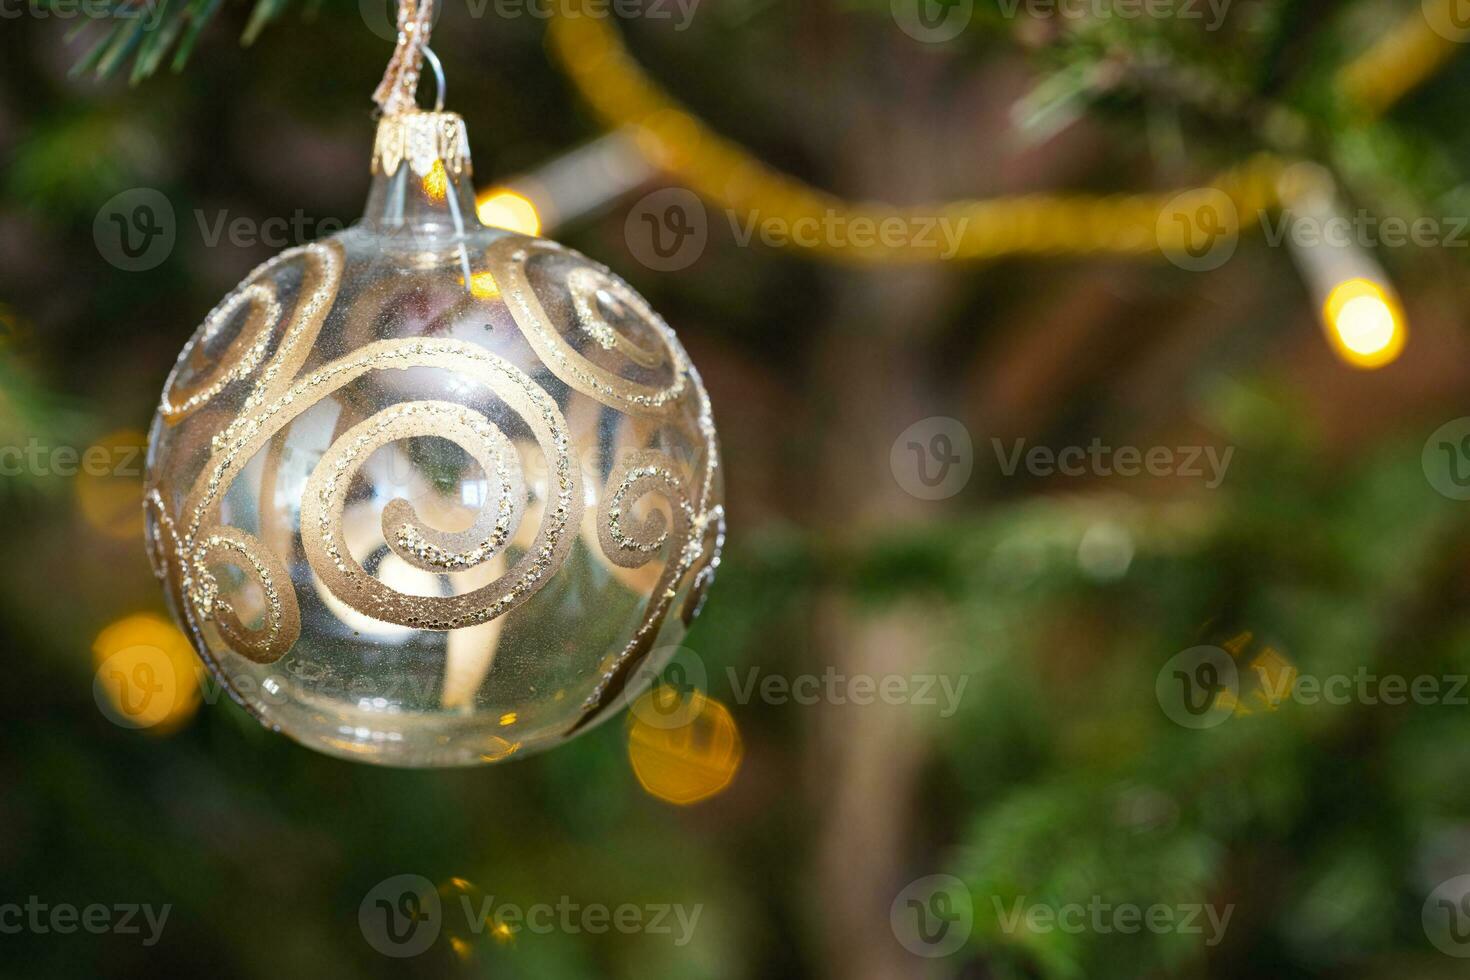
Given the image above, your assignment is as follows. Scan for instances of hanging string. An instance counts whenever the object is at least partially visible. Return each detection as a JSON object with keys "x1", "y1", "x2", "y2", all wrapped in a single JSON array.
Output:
[{"x1": 373, "y1": 0, "x2": 437, "y2": 116}]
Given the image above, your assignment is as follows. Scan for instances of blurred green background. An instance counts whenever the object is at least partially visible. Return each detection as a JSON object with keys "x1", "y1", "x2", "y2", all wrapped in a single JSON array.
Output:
[{"x1": 6, "y1": 0, "x2": 1470, "y2": 977}]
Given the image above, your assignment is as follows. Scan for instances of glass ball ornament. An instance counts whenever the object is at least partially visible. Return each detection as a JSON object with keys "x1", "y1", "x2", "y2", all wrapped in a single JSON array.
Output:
[{"x1": 144, "y1": 109, "x2": 724, "y2": 766}]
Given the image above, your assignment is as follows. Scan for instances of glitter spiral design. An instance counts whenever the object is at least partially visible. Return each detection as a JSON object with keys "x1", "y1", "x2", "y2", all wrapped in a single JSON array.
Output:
[
  {"x1": 597, "y1": 451, "x2": 693, "y2": 566},
  {"x1": 567, "y1": 266, "x2": 666, "y2": 370},
  {"x1": 298, "y1": 363, "x2": 581, "y2": 631},
  {"x1": 191, "y1": 527, "x2": 300, "y2": 663},
  {"x1": 159, "y1": 283, "x2": 281, "y2": 421},
  {"x1": 156, "y1": 242, "x2": 342, "y2": 662},
  {"x1": 490, "y1": 237, "x2": 689, "y2": 415},
  {"x1": 574, "y1": 447, "x2": 722, "y2": 728},
  {"x1": 148, "y1": 232, "x2": 722, "y2": 745},
  {"x1": 145, "y1": 101, "x2": 728, "y2": 763},
  {"x1": 486, "y1": 237, "x2": 726, "y2": 727},
  {"x1": 151, "y1": 240, "x2": 584, "y2": 660}
]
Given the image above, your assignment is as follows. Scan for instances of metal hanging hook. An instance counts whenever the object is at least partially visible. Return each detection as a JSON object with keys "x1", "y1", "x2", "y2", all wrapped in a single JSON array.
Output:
[{"x1": 421, "y1": 45, "x2": 446, "y2": 112}]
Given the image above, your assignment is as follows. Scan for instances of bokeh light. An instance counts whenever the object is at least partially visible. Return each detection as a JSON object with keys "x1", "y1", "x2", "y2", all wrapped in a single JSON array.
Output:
[
  {"x1": 75, "y1": 427, "x2": 148, "y2": 540},
  {"x1": 91, "y1": 613, "x2": 203, "y2": 734},
  {"x1": 476, "y1": 188, "x2": 542, "y2": 236},
  {"x1": 627, "y1": 688, "x2": 742, "y2": 805},
  {"x1": 1322, "y1": 277, "x2": 1405, "y2": 368}
]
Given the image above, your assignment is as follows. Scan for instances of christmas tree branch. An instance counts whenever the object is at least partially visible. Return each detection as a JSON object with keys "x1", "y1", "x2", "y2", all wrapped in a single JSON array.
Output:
[{"x1": 61, "y1": 0, "x2": 297, "y2": 83}]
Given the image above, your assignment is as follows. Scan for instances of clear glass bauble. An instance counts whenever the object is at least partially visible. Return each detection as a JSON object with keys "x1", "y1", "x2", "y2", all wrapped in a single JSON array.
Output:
[{"x1": 144, "y1": 111, "x2": 723, "y2": 767}]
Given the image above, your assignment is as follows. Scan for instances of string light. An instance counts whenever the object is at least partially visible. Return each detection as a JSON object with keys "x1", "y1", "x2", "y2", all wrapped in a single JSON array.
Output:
[
  {"x1": 538, "y1": 2, "x2": 1453, "y2": 263},
  {"x1": 1279, "y1": 164, "x2": 1406, "y2": 370},
  {"x1": 1336, "y1": 0, "x2": 1469, "y2": 116},
  {"x1": 476, "y1": 130, "x2": 653, "y2": 236},
  {"x1": 458, "y1": 0, "x2": 1450, "y2": 363},
  {"x1": 1322, "y1": 278, "x2": 1405, "y2": 368}
]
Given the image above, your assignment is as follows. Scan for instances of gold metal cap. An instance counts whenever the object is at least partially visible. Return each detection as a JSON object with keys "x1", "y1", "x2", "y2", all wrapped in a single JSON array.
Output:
[{"x1": 371, "y1": 110, "x2": 472, "y2": 178}]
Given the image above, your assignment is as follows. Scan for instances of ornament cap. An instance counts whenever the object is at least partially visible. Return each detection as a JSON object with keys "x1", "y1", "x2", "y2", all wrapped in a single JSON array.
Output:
[
  {"x1": 371, "y1": 110, "x2": 471, "y2": 179},
  {"x1": 362, "y1": 109, "x2": 481, "y2": 235}
]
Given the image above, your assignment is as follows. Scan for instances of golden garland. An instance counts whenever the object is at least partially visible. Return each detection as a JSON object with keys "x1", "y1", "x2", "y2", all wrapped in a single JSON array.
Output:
[{"x1": 543, "y1": 1, "x2": 1464, "y2": 263}]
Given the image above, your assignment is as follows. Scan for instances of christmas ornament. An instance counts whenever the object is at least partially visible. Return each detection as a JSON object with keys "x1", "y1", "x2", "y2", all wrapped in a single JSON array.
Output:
[{"x1": 143, "y1": 2, "x2": 723, "y2": 766}]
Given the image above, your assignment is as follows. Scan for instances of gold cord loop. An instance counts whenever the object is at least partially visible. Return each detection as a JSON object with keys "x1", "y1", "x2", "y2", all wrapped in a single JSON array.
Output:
[{"x1": 373, "y1": 0, "x2": 437, "y2": 116}]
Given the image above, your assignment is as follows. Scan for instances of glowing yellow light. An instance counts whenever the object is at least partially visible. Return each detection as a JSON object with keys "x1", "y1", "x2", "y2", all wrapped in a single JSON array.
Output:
[
  {"x1": 498, "y1": 711, "x2": 517, "y2": 726},
  {"x1": 1322, "y1": 278, "x2": 1405, "y2": 369},
  {"x1": 1336, "y1": 297, "x2": 1395, "y2": 352},
  {"x1": 476, "y1": 188, "x2": 542, "y2": 236},
  {"x1": 421, "y1": 160, "x2": 449, "y2": 201},
  {"x1": 628, "y1": 690, "x2": 742, "y2": 805},
  {"x1": 466, "y1": 271, "x2": 500, "y2": 299},
  {"x1": 76, "y1": 428, "x2": 149, "y2": 540},
  {"x1": 92, "y1": 613, "x2": 203, "y2": 734}
]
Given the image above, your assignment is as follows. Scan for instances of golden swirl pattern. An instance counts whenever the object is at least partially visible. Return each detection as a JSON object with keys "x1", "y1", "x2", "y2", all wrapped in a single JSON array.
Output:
[
  {"x1": 156, "y1": 242, "x2": 342, "y2": 661},
  {"x1": 489, "y1": 237, "x2": 690, "y2": 415},
  {"x1": 159, "y1": 241, "x2": 337, "y2": 424},
  {"x1": 143, "y1": 487, "x2": 177, "y2": 586},
  {"x1": 300, "y1": 390, "x2": 576, "y2": 631},
  {"x1": 597, "y1": 451, "x2": 694, "y2": 567},
  {"x1": 151, "y1": 240, "x2": 582, "y2": 663},
  {"x1": 189, "y1": 528, "x2": 300, "y2": 664},
  {"x1": 680, "y1": 360, "x2": 725, "y2": 625},
  {"x1": 567, "y1": 266, "x2": 666, "y2": 369},
  {"x1": 151, "y1": 234, "x2": 717, "y2": 726},
  {"x1": 378, "y1": 410, "x2": 525, "y2": 574},
  {"x1": 144, "y1": 486, "x2": 195, "y2": 648},
  {"x1": 160, "y1": 283, "x2": 281, "y2": 421},
  {"x1": 572, "y1": 447, "x2": 722, "y2": 730},
  {"x1": 172, "y1": 337, "x2": 582, "y2": 652},
  {"x1": 570, "y1": 349, "x2": 724, "y2": 728}
]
